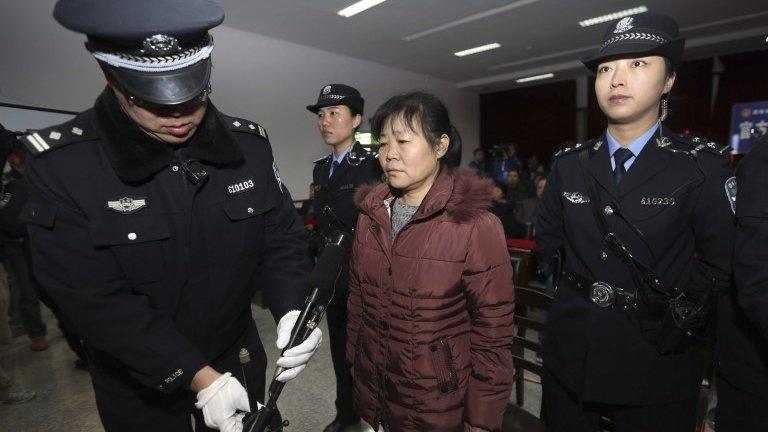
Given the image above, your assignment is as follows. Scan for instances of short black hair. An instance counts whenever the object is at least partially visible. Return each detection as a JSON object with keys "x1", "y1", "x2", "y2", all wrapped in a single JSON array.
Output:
[{"x1": 370, "y1": 91, "x2": 462, "y2": 168}]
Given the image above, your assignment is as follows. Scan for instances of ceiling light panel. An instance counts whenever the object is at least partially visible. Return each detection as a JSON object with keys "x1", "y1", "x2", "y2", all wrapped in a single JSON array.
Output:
[
  {"x1": 338, "y1": 0, "x2": 388, "y2": 18},
  {"x1": 403, "y1": 0, "x2": 541, "y2": 41},
  {"x1": 515, "y1": 73, "x2": 555, "y2": 83},
  {"x1": 454, "y1": 43, "x2": 502, "y2": 57},
  {"x1": 578, "y1": 6, "x2": 648, "y2": 28}
]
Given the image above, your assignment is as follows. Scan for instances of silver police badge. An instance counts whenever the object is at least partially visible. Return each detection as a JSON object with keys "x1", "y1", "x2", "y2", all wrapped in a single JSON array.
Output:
[
  {"x1": 107, "y1": 197, "x2": 148, "y2": 214},
  {"x1": 590, "y1": 282, "x2": 615, "y2": 308},
  {"x1": 322, "y1": 85, "x2": 332, "y2": 95},
  {"x1": 614, "y1": 17, "x2": 634, "y2": 33},
  {"x1": 142, "y1": 34, "x2": 180, "y2": 55},
  {"x1": 725, "y1": 176, "x2": 737, "y2": 214},
  {"x1": 563, "y1": 192, "x2": 590, "y2": 204}
]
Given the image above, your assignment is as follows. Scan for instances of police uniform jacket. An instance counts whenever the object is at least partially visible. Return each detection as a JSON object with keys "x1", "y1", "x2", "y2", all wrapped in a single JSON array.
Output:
[
  {"x1": 724, "y1": 134, "x2": 768, "y2": 399},
  {"x1": 312, "y1": 142, "x2": 381, "y2": 235},
  {"x1": 535, "y1": 127, "x2": 734, "y2": 405},
  {"x1": 22, "y1": 88, "x2": 310, "y2": 393}
]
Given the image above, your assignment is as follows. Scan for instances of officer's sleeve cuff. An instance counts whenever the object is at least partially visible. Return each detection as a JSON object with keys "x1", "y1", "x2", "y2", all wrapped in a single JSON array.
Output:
[{"x1": 142, "y1": 354, "x2": 209, "y2": 394}]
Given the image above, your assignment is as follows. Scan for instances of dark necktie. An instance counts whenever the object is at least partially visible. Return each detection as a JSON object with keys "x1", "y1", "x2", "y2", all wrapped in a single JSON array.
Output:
[
  {"x1": 612, "y1": 148, "x2": 633, "y2": 185},
  {"x1": 329, "y1": 160, "x2": 339, "y2": 178}
]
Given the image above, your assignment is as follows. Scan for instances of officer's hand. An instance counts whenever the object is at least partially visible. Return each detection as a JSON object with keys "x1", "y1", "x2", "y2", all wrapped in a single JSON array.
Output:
[
  {"x1": 275, "y1": 310, "x2": 323, "y2": 382},
  {"x1": 464, "y1": 423, "x2": 490, "y2": 432},
  {"x1": 195, "y1": 372, "x2": 250, "y2": 432}
]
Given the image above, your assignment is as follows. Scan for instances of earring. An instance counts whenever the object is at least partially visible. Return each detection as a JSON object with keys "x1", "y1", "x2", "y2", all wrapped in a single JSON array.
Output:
[
  {"x1": 127, "y1": 95, "x2": 136, "y2": 105},
  {"x1": 659, "y1": 97, "x2": 669, "y2": 122}
]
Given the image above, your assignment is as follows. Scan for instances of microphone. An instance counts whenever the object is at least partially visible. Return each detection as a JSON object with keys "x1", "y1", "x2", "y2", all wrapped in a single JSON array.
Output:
[
  {"x1": 243, "y1": 231, "x2": 351, "y2": 432},
  {"x1": 179, "y1": 159, "x2": 208, "y2": 185}
]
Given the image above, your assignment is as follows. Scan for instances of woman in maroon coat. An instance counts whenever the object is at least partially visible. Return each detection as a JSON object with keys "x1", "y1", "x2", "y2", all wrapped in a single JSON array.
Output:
[{"x1": 346, "y1": 92, "x2": 514, "y2": 432}]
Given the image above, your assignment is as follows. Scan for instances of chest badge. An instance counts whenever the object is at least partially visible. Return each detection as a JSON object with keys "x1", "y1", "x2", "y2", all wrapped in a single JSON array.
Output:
[
  {"x1": 227, "y1": 178, "x2": 255, "y2": 195},
  {"x1": 107, "y1": 197, "x2": 148, "y2": 214},
  {"x1": 563, "y1": 192, "x2": 590, "y2": 204}
]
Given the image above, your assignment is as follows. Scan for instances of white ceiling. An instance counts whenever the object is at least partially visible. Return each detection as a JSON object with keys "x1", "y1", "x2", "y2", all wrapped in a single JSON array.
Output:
[{"x1": 219, "y1": 0, "x2": 768, "y2": 92}]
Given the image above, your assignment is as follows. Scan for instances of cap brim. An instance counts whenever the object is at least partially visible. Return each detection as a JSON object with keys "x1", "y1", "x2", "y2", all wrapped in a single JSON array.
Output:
[
  {"x1": 102, "y1": 58, "x2": 212, "y2": 105},
  {"x1": 306, "y1": 99, "x2": 338, "y2": 114},
  {"x1": 582, "y1": 38, "x2": 685, "y2": 72},
  {"x1": 306, "y1": 96, "x2": 364, "y2": 114}
]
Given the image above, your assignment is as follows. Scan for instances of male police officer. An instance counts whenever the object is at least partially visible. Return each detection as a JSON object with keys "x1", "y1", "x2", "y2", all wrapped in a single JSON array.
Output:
[
  {"x1": 307, "y1": 84, "x2": 381, "y2": 432},
  {"x1": 719, "y1": 132, "x2": 768, "y2": 430},
  {"x1": 535, "y1": 13, "x2": 733, "y2": 431},
  {"x1": 21, "y1": 2, "x2": 321, "y2": 431}
]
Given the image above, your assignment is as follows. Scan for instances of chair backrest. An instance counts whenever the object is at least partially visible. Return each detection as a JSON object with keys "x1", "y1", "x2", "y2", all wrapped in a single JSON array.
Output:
[
  {"x1": 508, "y1": 247, "x2": 533, "y2": 287},
  {"x1": 512, "y1": 286, "x2": 553, "y2": 378}
]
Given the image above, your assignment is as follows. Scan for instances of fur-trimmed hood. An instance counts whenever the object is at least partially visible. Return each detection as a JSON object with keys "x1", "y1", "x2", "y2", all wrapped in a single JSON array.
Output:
[{"x1": 355, "y1": 167, "x2": 494, "y2": 224}]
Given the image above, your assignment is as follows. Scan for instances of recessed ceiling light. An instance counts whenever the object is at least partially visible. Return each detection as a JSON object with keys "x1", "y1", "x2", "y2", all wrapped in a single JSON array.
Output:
[
  {"x1": 515, "y1": 73, "x2": 554, "y2": 83},
  {"x1": 338, "y1": 0, "x2": 388, "y2": 18},
  {"x1": 454, "y1": 43, "x2": 502, "y2": 57},
  {"x1": 578, "y1": 6, "x2": 648, "y2": 28}
]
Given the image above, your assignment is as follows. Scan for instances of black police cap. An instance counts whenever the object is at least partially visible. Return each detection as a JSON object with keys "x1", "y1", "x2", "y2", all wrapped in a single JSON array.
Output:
[
  {"x1": 307, "y1": 84, "x2": 365, "y2": 116},
  {"x1": 582, "y1": 12, "x2": 685, "y2": 73},
  {"x1": 54, "y1": 0, "x2": 225, "y2": 105}
]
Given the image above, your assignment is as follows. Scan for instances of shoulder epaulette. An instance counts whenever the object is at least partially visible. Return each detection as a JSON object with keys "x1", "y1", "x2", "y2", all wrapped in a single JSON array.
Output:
[
  {"x1": 23, "y1": 115, "x2": 96, "y2": 156},
  {"x1": 224, "y1": 116, "x2": 268, "y2": 141},
  {"x1": 553, "y1": 140, "x2": 593, "y2": 159},
  {"x1": 313, "y1": 155, "x2": 329, "y2": 164},
  {"x1": 672, "y1": 134, "x2": 731, "y2": 156}
]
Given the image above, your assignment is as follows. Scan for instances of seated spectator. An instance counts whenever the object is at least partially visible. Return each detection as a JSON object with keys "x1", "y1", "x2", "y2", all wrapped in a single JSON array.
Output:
[
  {"x1": 469, "y1": 148, "x2": 487, "y2": 177},
  {"x1": 516, "y1": 176, "x2": 547, "y2": 239},
  {"x1": 505, "y1": 169, "x2": 530, "y2": 204},
  {"x1": 490, "y1": 181, "x2": 524, "y2": 238}
]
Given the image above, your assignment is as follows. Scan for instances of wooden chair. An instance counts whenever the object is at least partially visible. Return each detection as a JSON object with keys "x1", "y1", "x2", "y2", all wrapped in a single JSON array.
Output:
[
  {"x1": 508, "y1": 247, "x2": 533, "y2": 287},
  {"x1": 502, "y1": 286, "x2": 553, "y2": 432}
]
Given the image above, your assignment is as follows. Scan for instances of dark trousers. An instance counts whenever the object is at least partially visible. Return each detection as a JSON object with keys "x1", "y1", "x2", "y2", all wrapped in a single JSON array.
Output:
[
  {"x1": 543, "y1": 368, "x2": 698, "y2": 432},
  {"x1": 715, "y1": 374, "x2": 768, "y2": 432},
  {"x1": 1, "y1": 241, "x2": 46, "y2": 337},
  {"x1": 327, "y1": 284, "x2": 357, "y2": 422},
  {"x1": 88, "y1": 325, "x2": 267, "y2": 432}
]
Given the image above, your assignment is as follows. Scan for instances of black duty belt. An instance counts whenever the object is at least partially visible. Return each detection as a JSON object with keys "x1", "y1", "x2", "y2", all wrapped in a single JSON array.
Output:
[{"x1": 562, "y1": 269, "x2": 638, "y2": 313}]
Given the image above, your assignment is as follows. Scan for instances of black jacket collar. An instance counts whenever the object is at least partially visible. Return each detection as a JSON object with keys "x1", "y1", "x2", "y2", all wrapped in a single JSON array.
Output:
[{"x1": 94, "y1": 88, "x2": 243, "y2": 184}]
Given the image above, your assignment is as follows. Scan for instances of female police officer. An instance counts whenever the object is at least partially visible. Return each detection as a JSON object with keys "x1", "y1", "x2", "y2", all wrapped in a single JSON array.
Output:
[
  {"x1": 307, "y1": 83, "x2": 382, "y2": 432},
  {"x1": 535, "y1": 12, "x2": 734, "y2": 431},
  {"x1": 20, "y1": 1, "x2": 322, "y2": 431}
]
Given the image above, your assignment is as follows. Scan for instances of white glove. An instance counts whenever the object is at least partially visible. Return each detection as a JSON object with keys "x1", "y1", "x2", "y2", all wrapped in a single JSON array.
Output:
[
  {"x1": 275, "y1": 310, "x2": 323, "y2": 382},
  {"x1": 195, "y1": 372, "x2": 250, "y2": 432}
]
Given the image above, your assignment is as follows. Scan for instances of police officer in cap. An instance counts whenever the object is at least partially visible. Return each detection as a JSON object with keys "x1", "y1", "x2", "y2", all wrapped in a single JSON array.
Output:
[
  {"x1": 307, "y1": 84, "x2": 381, "y2": 432},
  {"x1": 22, "y1": 1, "x2": 322, "y2": 431},
  {"x1": 535, "y1": 12, "x2": 734, "y2": 431}
]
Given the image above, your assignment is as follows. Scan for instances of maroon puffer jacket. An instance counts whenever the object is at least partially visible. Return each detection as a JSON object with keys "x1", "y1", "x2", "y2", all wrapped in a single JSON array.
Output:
[{"x1": 347, "y1": 168, "x2": 514, "y2": 432}]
